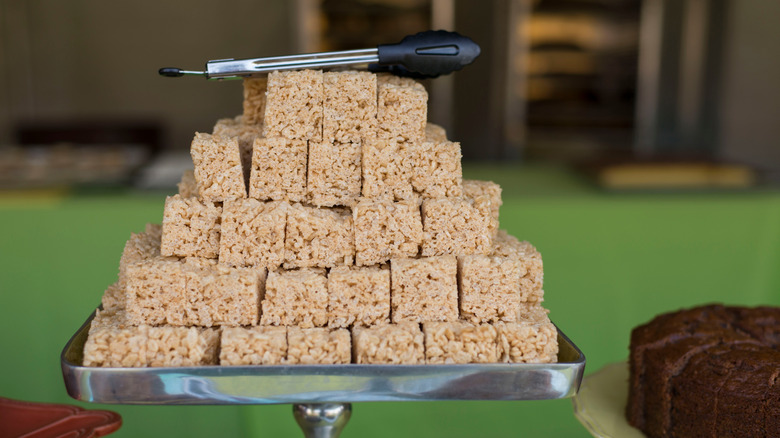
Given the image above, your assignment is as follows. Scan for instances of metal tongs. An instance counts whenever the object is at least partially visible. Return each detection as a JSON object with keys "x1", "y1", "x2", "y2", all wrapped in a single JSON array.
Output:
[{"x1": 159, "y1": 30, "x2": 480, "y2": 80}]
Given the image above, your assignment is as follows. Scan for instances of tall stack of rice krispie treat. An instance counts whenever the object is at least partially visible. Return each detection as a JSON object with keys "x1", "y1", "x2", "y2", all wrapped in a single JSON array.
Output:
[{"x1": 83, "y1": 69, "x2": 557, "y2": 367}]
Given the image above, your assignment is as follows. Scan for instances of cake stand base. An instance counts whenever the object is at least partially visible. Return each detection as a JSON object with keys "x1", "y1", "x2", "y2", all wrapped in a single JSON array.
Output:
[{"x1": 293, "y1": 403, "x2": 352, "y2": 438}]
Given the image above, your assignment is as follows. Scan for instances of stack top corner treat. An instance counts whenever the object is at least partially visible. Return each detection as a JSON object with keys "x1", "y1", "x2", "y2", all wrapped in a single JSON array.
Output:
[{"x1": 84, "y1": 69, "x2": 559, "y2": 367}]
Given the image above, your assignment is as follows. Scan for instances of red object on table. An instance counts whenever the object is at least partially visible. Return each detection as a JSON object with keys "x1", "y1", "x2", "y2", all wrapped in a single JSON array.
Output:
[{"x1": 0, "y1": 397, "x2": 121, "y2": 438}]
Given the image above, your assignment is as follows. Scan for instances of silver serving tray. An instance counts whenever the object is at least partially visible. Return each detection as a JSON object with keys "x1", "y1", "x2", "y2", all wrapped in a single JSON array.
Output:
[{"x1": 61, "y1": 310, "x2": 586, "y2": 405}]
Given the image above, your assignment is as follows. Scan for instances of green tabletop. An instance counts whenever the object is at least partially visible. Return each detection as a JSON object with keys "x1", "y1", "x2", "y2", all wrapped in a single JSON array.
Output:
[{"x1": 1, "y1": 164, "x2": 778, "y2": 437}]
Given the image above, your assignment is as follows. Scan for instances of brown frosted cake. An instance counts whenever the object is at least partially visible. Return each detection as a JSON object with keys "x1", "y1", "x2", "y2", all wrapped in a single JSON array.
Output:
[{"x1": 626, "y1": 304, "x2": 780, "y2": 437}]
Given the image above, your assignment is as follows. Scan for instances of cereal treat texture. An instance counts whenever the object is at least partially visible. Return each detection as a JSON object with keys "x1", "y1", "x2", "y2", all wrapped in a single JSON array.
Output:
[
  {"x1": 264, "y1": 70, "x2": 323, "y2": 141},
  {"x1": 212, "y1": 115, "x2": 263, "y2": 179},
  {"x1": 242, "y1": 77, "x2": 268, "y2": 125},
  {"x1": 328, "y1": 265, "x2": 390, "y2": 328},
  {"x1": 190, "y1": 132, "x2": 246, "y2": 202},
  {"x1": 101, "y1": 281, "x2": 126, "y2": 312},
  {"x1": 411, "y1": 141, "x2": 463, "y2": 198},
  {"x1": 421, "y1": 197, "x2": 492, "y2": 257},
  {"x1": 425, "y1": 122, "x2": 448, "y2": 142},
  {"x1": 307, "y1": 140, "x2": 362, "y2": 207},
  {"x1": 492, "y1": 230, "x2": 544, "y2": 304},
  {"x1": 353, "y1": 198, "x2": 422, "y2": 266},
  {"x1": 361, "y1": 138, "x2": 415, "y2": 201},
  {"x1": 260, "y1": 268, "x2": 328, "y2": 328},
  {"x1": 323, "y1": 71, "x2": 377, "y2": 143},
  {"x1": 496, "y1": 306, "x2": 558, "y2": 363},
  {"x1": 160, "y1": 195, "x2": 222, "y2": 259},
  {"x1": 219, "y1": 199, "x2": 288, "y2": 269},
  {"x1": 423, "y1": 321, "x2": 499, "y2": 364},
  {"x1": 249, "y1": 136, "x2": 307, "y2": 203},
  {"x1": 84, "y1": 308, "x2": 219, "y2": 367},
  {"x1": 118, "y1": 223, "x2": 162, "y2": 285},
  {"x1": 287, "y1": 327, "x2": 351, "y2": 364},
  {"x1": 219, "y1": 326, "x2": 287, "y2": 365},
  {"x1": 125, "y1": 257, "x2": 185, "y2": 326},
  {"x1": 462, "y1": 180, "x2": 502, "y2": 237},
  {"x1": 390, "y1": 256, "x2": 458, "y2": 323},
  {"x1": 284, "y1": 204, "x2": 354, "y2": 269},
  {"x1": 182, "y1": 260, "x2": 265, "y2": 327},
  {"x1": 352, "y1": 322, "x2": 425, "y2": 364},
  {"x1": 177, "y1": 169, "x2": 198, "y2": 198},
  {"x1": 377, "y1": 77, "x2": 427, "y2": 143},
  {"x1": 458, "y1": 254, "x2": 521, "y2": 323}
]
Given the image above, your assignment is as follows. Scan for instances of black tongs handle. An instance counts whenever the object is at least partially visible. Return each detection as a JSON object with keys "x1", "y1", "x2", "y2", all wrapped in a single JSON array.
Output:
[{"x1": 377, "y1": 30, "x2": 480, "y2": 78}]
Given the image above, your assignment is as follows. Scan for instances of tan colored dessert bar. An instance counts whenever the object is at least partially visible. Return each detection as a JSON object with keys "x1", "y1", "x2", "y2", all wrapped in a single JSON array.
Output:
[
  {"x1": 411, "y1": 141, "x2": 463, "y2": 198},
  {"x1": 323, "y1": 71, "x2": 377, "y2": 143},
  {"x1": 212, "y1": 115, "x2": 263, "y2": 179},
  {"x1": 377, "y1": 77, "x2": 427, "y2": 143},
  {"x1": 284, "y1": 204, "x2": 354, "y2": 269},
  {"x1": 260, "y1": 268, "x2": 328, "y2": 328},
  {"x1": 219, "y1": 326, "x2": 287, "y2": 366},
  {"x1": 248, "y1": 136, "x2": 307, "y2": 203},
  {"x1": 423, "y1": 321, "x2": 499, "y2": 364},
  {"x1": 361, "y1": 138, "x2": 415, "y2": 201},
  {"x1": 352, "y1": 322, "x2": 425, "y2": 364},
  {"x1": 242, "y1": 77, "x2": 268, "y2": 126},
  {"x1": 177, "y1": 169, "x2": 198, "y2": 198},
  {"x1": 492, "y1": 230, "x2": 544, "y2": 304},
  {"x1": 390, "y1": 256, "x2": 458, "y2": 323},
  {"x1": 264, "y1": 70, "x2": 323, "y2": 141},
  {"x1": 182, "y1": 260, "x2": 265, "y2": 327},
  {"x1": 160, "y1": 195, "x2": 222, "y2": 259},
  {"x1": 458, "y1": 254, "x2": 521, "y2": 323},
  {"x1": 327, "y1": 265, "x2": 390, "y2": 328},
  {"x1": 421, "y1": 197, "x2": 491, "y2": 257},
  {"x1": 424, "y1": 122, "x2": 448, "y2": 142},
  {"x1": 286, "y1": 327, "x2": 351, "y2": 364},
  {"x1": 462, "y1": 180, "x2": 502, "y2": 237},
  {"x1": 219, "y1": 199, "x2": 288, "y2": 269},
  {"x1": 307, "y1": 140, "x2": 362, "y2": 207},
  {"x1": 118, "y1": 223, "x2": 162, "y2": 286},
  {"x1": 190, "y1": 132, "x2": 246, "y2": 202},
  {"x1": 100, "y1": 282, "x2": 126, "y2": 312},
  {"x1": 125, "y1": 256, "x2": 186, "y2": 326},
  {"x1": 496, "y1": 305, "x2": 558, "y2": 363},
  {"x1": 353, "y1": 198, "x2": 422, "y2": 266},
  {"x1": 84, "y1": 308, "x2": 219, "y2": 367}
]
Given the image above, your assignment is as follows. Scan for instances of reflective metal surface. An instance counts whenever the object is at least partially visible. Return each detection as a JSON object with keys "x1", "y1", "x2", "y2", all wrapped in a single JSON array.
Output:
[
  {"x1": 293, "y1": 403, "x2": 352, "y2": 438},
  {"x1": 61, "y1": 311, "x2": 586, "y2": 405}
]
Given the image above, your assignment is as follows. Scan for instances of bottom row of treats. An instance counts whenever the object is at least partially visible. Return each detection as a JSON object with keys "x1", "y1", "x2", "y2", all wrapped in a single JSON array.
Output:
[{"x1": 83, "y1": 307, "x2": 559, "y2": 367}]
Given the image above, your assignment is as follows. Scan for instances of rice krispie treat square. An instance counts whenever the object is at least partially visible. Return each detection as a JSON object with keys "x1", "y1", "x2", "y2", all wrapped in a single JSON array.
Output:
[
  {"x1": 377, "y1": 77, "x2": 427, "y2": 143},
  {"x1": 242, "y1": 77, "x2": 268, "y2": 125},
  {"x1": 219, "y1": 199, "x2": 288, "y2": 269},
  {"x1": 182, "y1": 260, "x2": 265, "y2": 327},
  {"x1": 423, "y1": 321, "x2": 499, "y2": 364},
  {"x1": 390, "y1": 256, "x2": 458, "y2": 323},
  {"x1": 286, "y1": 327, "x2": 351, "y2": 364},
  {"x1": 212, "y1": 115, "x2": 264, "y2": 179},
  {"x1": 458, "y1": 254, "x2": 521, "y2": 323},
  {"x1": 425, "y1": 122, "x2": 448, "y2": 142},
  {"x1": 125, "y1": 257, "x2": 186, "y2": 326},
  {"x1": 491, "y1": 231, "x2": 544, "y2": 304},
  {"x1": 84, "y1": 308, "x2": 220, "y2": 367},
  {"x1": 328, "y1": 265, "x2": 390, "y2": 328},
  {"x1": 352, "y1": 322, "x2": 425, "y2": 364},
  {"x1": 496, "y1": 306, "x2": 558, "y2": 363},
  {"x1": 353, "y1": 198, "x2": 422, "y2": 266},
  {"x1": 219, "y1": 326, "x2": 287, "y2": 365},
  {"x1": 307, "y1": 140, "x2": 362, "y2": 207},
  {"x1": 411, "y1": 141, "x2": 463, "y2": 198},
  {"x1": 118, "y1": 223, "x2": 162, "y2": 285},
  {"x1": 421, "y1": 197, "x2": 491, "y2": 257},
  {"x1": 177, "y1": 169, "x2": 198, "y2": 198},
  {"x1": 284, "y1": 204, "x2": 354, "y2": 269},
  {"x1": 190, "y1": 132, "x2": 246, "y2": 202},
  {"x1": 361, "y1": 138, "x2": 415, "y2": 201},
  {"x1": 248, "y1": 136, "x2": 307, "y2": 203},
  {"x1": 100, "y1": 281, "x2": 126, "y2": 312},
  {"x1": 462, "y1": 180, "x2": 502, "y2": 237},
  {"x1": 260, "y1": 268, "x2": 328, "y2": 328},
  {"x1": 323, "y1": 71, "x2": 377, "y2": 143},
  {"x1": 160, "y1": 195, "x2": 222, "y2": 259},
  {"x1": 264, "y1": 69, "x2": 323, "y2": 141}
]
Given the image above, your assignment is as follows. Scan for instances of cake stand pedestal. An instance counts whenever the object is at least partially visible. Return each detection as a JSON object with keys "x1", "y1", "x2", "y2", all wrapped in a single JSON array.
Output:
[
  {"x1": 572, "y1": 361, "x2": 643, "y2": 438},
  {"x1": 62, "y1": 310, "x2": 586, "y2": 437}
]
